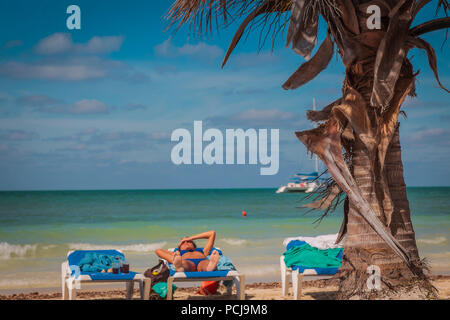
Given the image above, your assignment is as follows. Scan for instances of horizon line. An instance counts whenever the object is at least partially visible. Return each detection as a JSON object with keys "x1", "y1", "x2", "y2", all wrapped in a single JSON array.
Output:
[{"x1": 0, "y1": 186, "x2": 449, "y2": 192}]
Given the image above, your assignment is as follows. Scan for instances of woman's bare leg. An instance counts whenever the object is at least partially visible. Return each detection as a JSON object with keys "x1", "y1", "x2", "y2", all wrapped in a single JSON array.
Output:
[
  {"x1": 197, "y1": 250, "x2": 220, "y2": 272},
  {"x1": 206, "y1": 250, "x2": 220, "y2": 271},
  {"x1": 173, "y1": 251, "x2": 184, "y2": 271},
  {"x1": 173, "y1": 252, "x2": 196, "y2": 272}
]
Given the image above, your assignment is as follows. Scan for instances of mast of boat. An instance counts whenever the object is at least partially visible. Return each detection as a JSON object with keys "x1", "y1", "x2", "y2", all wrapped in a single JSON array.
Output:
[{"x1": 313, "y1": 98, "x2": 319, "y2": 173}]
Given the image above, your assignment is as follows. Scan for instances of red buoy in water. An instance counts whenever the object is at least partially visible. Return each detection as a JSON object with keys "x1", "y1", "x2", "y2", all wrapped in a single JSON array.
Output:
[{"x1": 242, "y1": 210, "x2": 247, "y2": 217}]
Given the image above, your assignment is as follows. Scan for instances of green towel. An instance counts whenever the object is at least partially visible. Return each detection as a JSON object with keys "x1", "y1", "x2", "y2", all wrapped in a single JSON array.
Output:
[
  {"x1": 283, "y1": 243, "x2": 342, "y2": 269},
  {"x1": 152, "y1": 282, "x2": 177, "y2": 299}
]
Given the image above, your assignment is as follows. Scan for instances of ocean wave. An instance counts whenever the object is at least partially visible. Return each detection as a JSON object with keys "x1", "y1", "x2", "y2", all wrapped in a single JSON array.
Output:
[
  {"x1": 68, "y1": 242, "x2": 167, "y2": 252},
  {"x1": 427, "y1": 251, "x2": 450, "y2": 259},
  {"x1": 41, "y1": 244, "x2": 58, "y2": 250},
  {"x1": 238, "y1": 264, "x2": 279, "y2": 277},
  {"x1": 222, "y1": 238, "x2": 248, "y2": 246},
  {"x1": 417, "y1": 236, "x2": 447, "y2": 245},
  {"x1": 0, "y1": 242, "x2": 37, "y2": 260}
]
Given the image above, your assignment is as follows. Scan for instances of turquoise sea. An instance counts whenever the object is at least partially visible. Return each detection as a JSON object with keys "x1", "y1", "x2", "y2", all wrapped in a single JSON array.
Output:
[{"x1": 0, "y1": 187, "x2": 449, "y2": 292}]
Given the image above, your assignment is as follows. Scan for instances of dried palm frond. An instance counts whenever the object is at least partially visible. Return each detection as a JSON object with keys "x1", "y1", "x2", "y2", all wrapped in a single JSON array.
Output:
[
  {"x1": 166, "y1": 0, "x2": 233, "y2": 36},
  {"x1": 302, "y1": 179, "x2": 346, "y2": 226},
  {"x1": 370, "y1": 0, "x2": 415, "y2": 110},
  {"x1": 285, "y1": 0, "x2": 318, "y2": 59},
  {"x1": 167, "y1": 0, "x2": 346, "y2": 69},
  {"x1": 413, "y1": 0, "x2": 449, "y2": 18},
  {"x1": 437, "y1": 0, "x2": 449, "y2": 15},
  {"x1": 410, "y1": 17, "x2": 450, "y2": 36},
  {"x1": 306, "y1": 98, "x2": 341, "y2": 123},
  {"x1": 282, "y1": 29, "x2": 334, "y2": 89},
  {"x1": 221, "y1": 0, "x2": 290, "y2": 67},
  {"x1": 407, "y1": 36, "x2": 450, "y2": 93},
  {"x1": 167, "y1": 0, "x2": 292, "y2": 37},
  {"x1": 412, "y1": 2, "x2": 449, "y2": 49}
]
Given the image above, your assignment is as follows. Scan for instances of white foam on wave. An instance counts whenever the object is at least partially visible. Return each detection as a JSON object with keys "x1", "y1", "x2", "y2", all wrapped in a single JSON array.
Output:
[
  {"x1": 68, "y1": 242, "x2": 167, "y2": 252},
  {"x1": 41, "y1": 244, "x2": 57, "y2": 250},
  {"x1": 417, "y1": 236, "x2": 447, "y2": 245},
  {"x1": 222, "y1": 238, "x2": 248, "y2": 246},
  {"x1": 427, "y1": 251, "x2": 450, "y2": 259},
  {"x1": 0, "y1": 242, "x2": 37, "y2": 260},
  {"x1": 237, "y1": 264, "x2": 279, "y2": 277},
  {"x1": 0, "y1": 278, "x2": 57, "y2": 289}
]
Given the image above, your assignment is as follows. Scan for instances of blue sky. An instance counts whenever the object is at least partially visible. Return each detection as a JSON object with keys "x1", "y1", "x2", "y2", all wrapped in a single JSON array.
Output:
[{"x1": 0, "y1": 0, "x2": 448, "y2": 190}]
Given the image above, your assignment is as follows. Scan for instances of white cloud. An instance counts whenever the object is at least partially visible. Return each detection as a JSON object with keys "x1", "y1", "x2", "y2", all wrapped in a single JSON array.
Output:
[
  {"x1": 34, "y1": 33, "x2": 73, "y2": 55},
  {"x1": 233, "y1": 109, "x2": 293, "y2": 122},
  {"x1": 3, "y1": 40, "x2": 23, "y2": 49},
  {"x1": 0, "y1": 33, "x2": 137, "y2": 82},
  {"x1": 0, "y1": 60, "x2": 106, "y2": 81},
  {"x1": 206, "y1": 109, "x2": 305, "y2": 128},
  {"x1": 79, "y1": 36, "x2": 124, "y2": 54},
  {"x1": 155, "y1": 39, "x2": 224, "y2": 61},
  {"x1": 407, "y1": 128, "x2": 448, "y2": 142},
  {"x1": 34, "y1": 33, "x2": 124, "y2": 55},
  {"x1": 230, "y1": 52, "x2": 281, "y2": 68},
  {"x1": 69, "y1": 99, "x2": 109, "y2": 114},
  {"x1": 0, "y1": 57, "x2": 124, "y2": 81},
  {"x1": 0, "y1": 129, "x2": 39, "y2": 141},
  {"x1": 16, "y1": 94, "x2": 110, "y2": 115},
  {"x1": 16, "y1": 94, "x2": 61, "y2": 107}
]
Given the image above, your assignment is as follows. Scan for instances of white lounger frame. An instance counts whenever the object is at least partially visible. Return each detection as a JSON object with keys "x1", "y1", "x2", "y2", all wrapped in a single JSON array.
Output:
[
  {"x1": 280, "y1": 256, "x2": 334, "y2": 300},
  {"x1": 61, "y1": 250, "x2": 151, "y2": 300},
  {"x1": 163, "y1": 248, "x2": 245, "y2": 300}
]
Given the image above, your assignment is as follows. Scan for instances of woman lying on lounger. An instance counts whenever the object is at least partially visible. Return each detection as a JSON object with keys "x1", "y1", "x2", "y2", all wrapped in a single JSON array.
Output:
[{"x1": 155, "y1": 230, "x2": 220, "y2": 272}]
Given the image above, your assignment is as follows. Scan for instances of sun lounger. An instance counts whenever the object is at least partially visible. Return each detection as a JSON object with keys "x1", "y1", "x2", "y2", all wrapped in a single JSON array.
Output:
[
  {"x1": 61, "y1": 249, "x2": 151, "y2": 300},
  {"x1": 280, "y1": 234, "x2": 343, "y2": 300},
  {"x1": 162, "y1": 247, "x2": 245, "y2": 300}
]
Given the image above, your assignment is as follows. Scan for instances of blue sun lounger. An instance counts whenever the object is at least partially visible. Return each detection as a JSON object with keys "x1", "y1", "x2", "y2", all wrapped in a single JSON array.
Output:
[
  {"x1": 163, "y1": 247, "x2": 245, "y2": 300},
  {"x1": 61, "y1": 249, "x2": 151, "y2": 300}
]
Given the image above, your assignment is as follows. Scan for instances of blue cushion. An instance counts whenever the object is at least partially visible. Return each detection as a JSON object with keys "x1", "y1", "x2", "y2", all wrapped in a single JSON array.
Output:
[
  {"x1": 169, "y1": 270, "x2": 229, "y2": 277},
  {"x1": 81, "y1": 271, "x2": 139, "y2": 281},
  {"x1": 291, "y1": 265, "x2": 339, "y2": 275}
]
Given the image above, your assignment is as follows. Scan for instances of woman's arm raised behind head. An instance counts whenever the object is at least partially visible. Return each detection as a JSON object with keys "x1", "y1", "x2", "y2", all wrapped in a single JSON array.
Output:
[{"x1": 201, "y1": 230, "x2": 216, "y2": 256}]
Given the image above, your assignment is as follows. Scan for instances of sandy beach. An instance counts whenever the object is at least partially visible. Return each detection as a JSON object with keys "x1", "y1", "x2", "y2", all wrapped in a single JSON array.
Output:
[{"x1": 1, "y1": 276, "x2": 449, "y2": 300}]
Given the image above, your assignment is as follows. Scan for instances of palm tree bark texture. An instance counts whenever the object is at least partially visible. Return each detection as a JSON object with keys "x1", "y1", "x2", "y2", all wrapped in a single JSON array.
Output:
[{"x1": 167, "y1": 0, "x2": 449, "y2": 298}]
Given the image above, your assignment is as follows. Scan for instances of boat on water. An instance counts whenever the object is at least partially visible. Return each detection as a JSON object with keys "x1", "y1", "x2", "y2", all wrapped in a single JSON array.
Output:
[
  {"x1": 276, "y1": 153, "x2": 322, "y2": 194},
  {"x1": 277, "y1": 97, "x2": 323, "y2": 194},
  {"x1": 276, "y1": 171, "x2": 320, "y2": 193}
]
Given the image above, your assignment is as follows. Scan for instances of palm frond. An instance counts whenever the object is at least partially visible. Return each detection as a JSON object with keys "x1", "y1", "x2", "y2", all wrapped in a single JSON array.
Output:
[
  {"x1": 437, "y1": 0, "x2": 449, "y2": 15},
  {"x1": 306, "y1": 98, "x2": 341, "y2": 122},
  {"x1": 282, "y1": 30, "x2": 334, "y2": 90},
  {"x1": 302, "y1": 180, "x2": 345, "y2": 226},
  {"x1": 408, "y1": 36, "x2": 450, "y2": 92},
  {"x1": 410, "y1": 17, "x2": 450, "y2": 36},
  {"x1": 370, "y1": 0, "x2": 415, "y2": 110},
  {"x1": 167, "y1": 0, "x2": 291, "y2": 37},
  {"x1": 413, "y1": 0, "x2": 449, "y2": 21},
  {"x1": 285, "y1": 0, "x2": 342, "y2": 59},
  {"x1": 413, "y1": 0, "x2": 432, "y2": 19},
  {"x1": 221, "y1": 0, "x2": 288, "y2": 67}
]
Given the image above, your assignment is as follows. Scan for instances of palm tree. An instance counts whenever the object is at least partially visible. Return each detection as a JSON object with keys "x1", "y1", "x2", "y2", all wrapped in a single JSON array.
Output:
[{"x1": 166, "y1": 0, "x2": 449, "y2": 298}]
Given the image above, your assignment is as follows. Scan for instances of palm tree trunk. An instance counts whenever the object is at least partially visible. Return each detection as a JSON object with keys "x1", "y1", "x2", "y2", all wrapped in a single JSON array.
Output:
[
  {"x1": 384, "y1": 123, "x2": 420, "y2": 263},
  {"x1": 337, "y1": 120, "x2": 428, "y2": 298}
]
